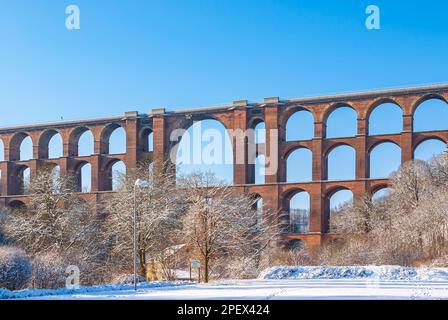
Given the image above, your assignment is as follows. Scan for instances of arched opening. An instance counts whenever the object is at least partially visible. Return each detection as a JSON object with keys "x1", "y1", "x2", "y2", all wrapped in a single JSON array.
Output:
[
  {"x1": 414, "y1": 139, "x2": 447, "y2": 162},
  {"x1": 0, "y1": 138, "x2": 4, "y2": 161},
  {"x1": 414, "y1": 98, "x2": 448, "y2": 132},
  {"x1": 251, "y1": 194, "x2": 263, "y2": 224},
  {"x1": 78, "y1": 129, "x2": 94, "y2": 156},
  {"x1": 140, "y1": 128, "x2": 154, "y2": 153},
  {"x1": 286, "y1": 148, "x2": 312, "y2": 182},
  {"x1": 369, "y1": 142, "x2": 402, "y2": 178},
  {"x1": 8, "y1": 200, "x2": 26, "y2": 209},
  {"x1": 20, "y1": 135, "x2": 33, "y2": 161},
  {"x1": 372, "y1": 187, "x2": 391, "y2": 202},
  {"x1": 109, "y1": 160, "x2": 126, "y2": 191},
  {"x1": 328, "y1": 189, "x2": 353, "y2": 228},
  {"x1": 106, "y1": 126, "x2": 126, "y2": 154},
  {"x1": 48, "y1": 133, "x2": 63, "y2": 159},
  {"x1": 175, "y1": 119, "x2": 233, "y2": 184},
  {"x1": 368, "y1": 102, "x2": 403, "y2": 135},
  {"x1": 254, "y1": 155, "x2": 265, "y2": 184},
  {"x1": 285, "y1": 110, "x2": 314, "y2": 141},
  {"x1": 76, "y1": 162, "x2": 92, "y2": 193},
  {"x1": 289, "y1": 191, "x2": 310, "y2": 234},
  {"x1": 254, "y1": 121, "x2": 266, "y2": 144},
  {"x1": 15, "y1": 166, "x2": 31, "y2": 195},
  {"x1": 51, "y1": 165, "x2": 61, "y2": 193},
  {"x1": 288, "y1": 239, "x2": 305, "y2": 250},
  {"x1": 326, "y1": 106, "x2": 357, "y2": 138},
  {"x1": 327, "y1": 145, "x2": 356, "y2": 180}
]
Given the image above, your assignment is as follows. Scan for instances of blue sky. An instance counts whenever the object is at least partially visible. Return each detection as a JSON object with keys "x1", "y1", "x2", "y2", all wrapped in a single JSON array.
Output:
[
  {"x1": 1, "y1": 1, "x2": 447, "y2": 207},
  {"x1": 1, "y1": 0, "x2": 448, "y2": 126}
]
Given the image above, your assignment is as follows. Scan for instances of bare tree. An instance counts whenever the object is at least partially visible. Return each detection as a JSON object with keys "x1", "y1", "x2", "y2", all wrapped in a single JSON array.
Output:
[
  {"x1": 101, "y1": 161, "x2": 184, "y2": 277},
  {"x1": 179, "y1": 171, "x2": 279, "y2": 282},
  {"x1": 3, "y1": 165, "x2": 105, "y2": 284}
]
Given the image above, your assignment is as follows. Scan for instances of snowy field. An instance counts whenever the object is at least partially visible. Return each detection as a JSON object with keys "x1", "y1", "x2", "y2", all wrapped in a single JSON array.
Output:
[
  {"x1": 2, "y1": 279, "x2": 448, "y2": 300},
  {"x1": 2, "y1": 266, "x2": 448, "y2": 300}
]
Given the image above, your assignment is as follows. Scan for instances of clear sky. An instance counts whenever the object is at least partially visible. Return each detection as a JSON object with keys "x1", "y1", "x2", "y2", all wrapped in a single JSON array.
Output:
[
  {"x1": 1, "y1": 0, "x2": 448, "y2": 126},
  {"x1": 1, "y1": 1, "x2": 447, "y2": 209}
]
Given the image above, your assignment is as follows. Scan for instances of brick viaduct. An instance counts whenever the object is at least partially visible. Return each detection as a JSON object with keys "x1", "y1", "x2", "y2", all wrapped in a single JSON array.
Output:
[{"x1": 1, "y1": 85, "x2": 447, "y2": 248}]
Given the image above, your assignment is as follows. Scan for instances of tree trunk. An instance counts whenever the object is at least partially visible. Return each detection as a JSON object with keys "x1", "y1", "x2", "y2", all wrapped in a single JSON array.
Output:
[{"x1": 204, "y1": 256, "x2": 209, "y2": 283}]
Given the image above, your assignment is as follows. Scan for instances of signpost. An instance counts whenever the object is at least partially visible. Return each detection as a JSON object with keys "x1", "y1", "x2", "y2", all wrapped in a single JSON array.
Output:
[{"x1": 189, "y1": 259, "x2": 201, "y2": 283}]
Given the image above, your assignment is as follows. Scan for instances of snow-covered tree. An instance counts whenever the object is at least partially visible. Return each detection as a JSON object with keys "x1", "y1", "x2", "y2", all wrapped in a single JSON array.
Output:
[{"x1": 179, "y1": 171, "x2": 280, "y2": 282}]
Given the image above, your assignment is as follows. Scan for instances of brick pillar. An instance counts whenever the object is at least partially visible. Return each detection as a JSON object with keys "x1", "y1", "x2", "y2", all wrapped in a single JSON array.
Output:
[
  {"x1": 309, "y1": 184, "x2": 325, "y2": 233},
  {"x1": 152, "y1": 109, "x2": 167, "y2": 172},
  {"x1": 124, "y1": 112, "x2": 139, "y2": 170},
  {"x1": 265, "y1": 104, "x2": 280, "y2": 184},
  {"x1": 0, "y1": 162, "x2": 12, "y2": 196},
  {"x1": 90, "y1": 155, "x2": 102, "y2": 192},
  {"x1": 356, "y1": 117, "x2": 368, "y2": 179},
  {"x1": 232, "y1": 105, "x2": 249, "y2": 185},
  {"x1": 402, "y1": 114, "x2": 414, "y2": 163},
  {"x1": 312, "y1": 122, "x2": 325, "y2": 180}
]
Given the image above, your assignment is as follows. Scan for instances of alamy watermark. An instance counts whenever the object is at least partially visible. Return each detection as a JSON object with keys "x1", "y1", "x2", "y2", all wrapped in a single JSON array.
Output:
[{"x1": 66, "y1": 5, "x2": 80, "y2": 30}]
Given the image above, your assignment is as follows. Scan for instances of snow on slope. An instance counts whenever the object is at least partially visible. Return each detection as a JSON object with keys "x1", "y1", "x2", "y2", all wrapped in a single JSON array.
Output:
[{"x1": 259, "y1": 266, "x2": 448, "y2": 281}]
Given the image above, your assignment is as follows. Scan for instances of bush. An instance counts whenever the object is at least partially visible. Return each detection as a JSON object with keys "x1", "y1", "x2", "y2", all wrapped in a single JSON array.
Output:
[
  {"x1": 30, "y1": 252, "x2": 67, "y2": 289},
  {"x1": 111, "y1": 274, "x2": 147, "y2": 285},
  {"x1": 0, "y1": 246, "x2": 32, "y2": 290}
]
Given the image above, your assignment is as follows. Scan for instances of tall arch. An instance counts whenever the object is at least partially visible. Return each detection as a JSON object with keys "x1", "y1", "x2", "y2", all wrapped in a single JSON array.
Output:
[
  {"x1": 288, "y1": 191, "x2": 310, "y2": 234},
  {"x1": 140, "y1": 127, "x2": 154, "y2": 153},
  {"x1": 9, "y1": 133, "x2": 33, "y2": 161},
  {"x1": 109, "y1": 160, "x2": 126, "y2": 191},
  {"x1": 368, "y1": 102, "x2": 403, "y2": 135},
  {"x1": 414, "y1": 138, "x2": 446, "y2": 161},
  {"x1": 0, "y1": 138, "x2": 4, "y2": 161},
  {"x1": 76, "y1": 162, "x2": 92, "y2": 193},
  {"x1": 101, "y1": 124, "x2": 126, "y2": 155},
  {"x1": 254, "y1": 154, "x2": 266, "y2": 184},
  {"x1": 285, "y1": 110, "x2": 314, "y2": 141},
  {"x1": 325, "y1": 105, "x2": 357, "y2": 138},
  {"x1": 372, "y1": 187, "x2": 391, "y2": 202},
  {"x1": 286, "y1": 148, "x2": 312, "y2": 182},
  {"x1": 369, "y1": 142, "x2": 402, "y2": 178},
  {"x1": 252, "y1": 121, "x2": 266, "y2": 145},
  {"x1": 175, "y1": 119, "x2": 233, "y2": 184},
  {"x1": 327, "y1": 145, "x2": 356, "y2": 180},
  {"x1": 327, "y1": 188, "x2": 353, "y2": 230},
  {"x1": 47, "y1": 132, "x2": 63, "y2": 159},
  {"x1": 414, "y1": 98, "x2": 448, "y2": 132},
  {"x1": 14, "y1": 165, "x2": 30, "y2": 195}
]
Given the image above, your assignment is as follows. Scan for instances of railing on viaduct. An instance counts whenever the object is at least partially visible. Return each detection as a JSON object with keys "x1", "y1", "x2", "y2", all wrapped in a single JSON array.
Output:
[{"x1": 1, "y1": 84, "x2": 447, "y2": 248}]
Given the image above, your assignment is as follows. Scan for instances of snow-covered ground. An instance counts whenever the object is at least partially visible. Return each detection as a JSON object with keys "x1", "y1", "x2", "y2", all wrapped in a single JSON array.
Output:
[{"x1": 2, "y1": 266, "x2": 448, "y2": 300}]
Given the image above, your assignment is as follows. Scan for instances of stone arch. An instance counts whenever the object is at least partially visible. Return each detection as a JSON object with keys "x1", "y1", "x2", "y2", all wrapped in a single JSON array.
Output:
[
  {"x1": 38, "y1": 129, "x2": 63, "y2": 159},
  {"x1": 414, "y1": 137, "x2": 447, "y2": 161},
  {"x1": 369, "y1": 141, "x2": 401, "y2": 179},
  {"x1": 413, "y1": 95, "x2": 448, "y2": 132},
  {"x1": 286, "y1": 190, "x2": 311, "y2": 234},
  {"x1": 286, "y1": 147, "x2": 312, "y2": 182},
  {"x1": 250, "y1": 193, "x2": 264, "y2": 223},
  {"x1": 253, "y1": 154, "x2": 266, "y2": 184},
  {"x1": 326, "y1": 144, "x2": 356, "y2": 181},
  {"x1": 284, "y1": 108, "x2": 314, "y2": 142},
  {"x1": 74, "y1": 161, "x2": 92, "y2": 193},
  {"x1": 139, "y1": 127, "x2": 154, "y2": 153},
  {"x1": 364, "y1": 97, "x2": 402, "y2": 120},
  {"x1": 325, "y1": 187, "x2": 354, "y2": 231},
  {"x1": 68, "y1": 127, "x2": 94, "y2": 157},
  {"x1": 174, "y1": 118, "x2": 234, "y2": 184},
  {"x1": 323, "y1": 103, "x2": 358, "y2": 138},
  {"x1": 7, "y1": 199, "x2": 26, "y2": 209},
  {"x1": 412, "y1": 93, "x2": 447, "y2": 114},
  {"x1": 253, "y1": 120, "x2": 266, "y2": 145},
  {"x1": 368, "y1": 101, "x2": 403, "y2": 135},
  {"x1": 100, "y1": 123, "x2": 127, "y2": 155},
  {"x1": 104, "y1": 159, "x2": 126, "y2": 191},
  {"x1": 371, "y1": 185, "x2": 392, "y2": 202},
  {"x1": 9, "y1": 132, "x2": 33, "y2": 161},
  {"x1": 13, "y1": 165, "x2": 31, "y2": 195}
]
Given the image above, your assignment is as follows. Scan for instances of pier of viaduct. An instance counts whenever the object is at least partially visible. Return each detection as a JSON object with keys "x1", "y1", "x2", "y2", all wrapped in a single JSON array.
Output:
[{"x1": 1, "y1": 85, "x2": 447, "y2": 248}]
